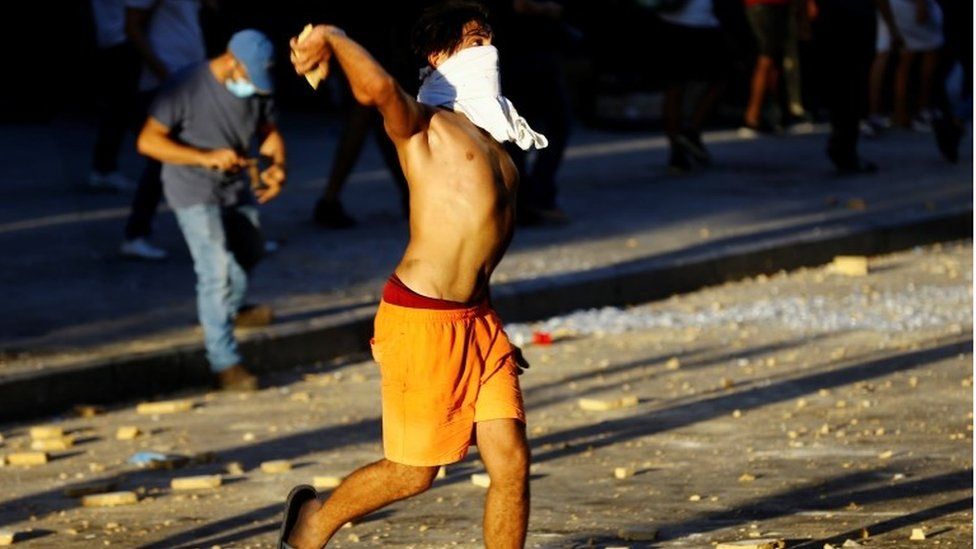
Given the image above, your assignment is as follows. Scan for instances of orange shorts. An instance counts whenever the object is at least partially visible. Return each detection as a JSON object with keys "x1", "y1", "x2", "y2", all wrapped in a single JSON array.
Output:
[{"x1": 370, "y1": 299, "x2": 525, "y2": 467}]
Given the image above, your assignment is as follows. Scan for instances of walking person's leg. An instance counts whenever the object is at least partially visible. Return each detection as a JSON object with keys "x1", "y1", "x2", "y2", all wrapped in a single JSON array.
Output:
[
  {"x1": 744, "y1": 4, "x2": 787, "y2": 130},
  {"x1": 313, "y1": 102, "x2": 372, "y2": 228},
  {"x1": 121, "y1": 158, "x2": 168, "y2": 259},
  {"x1": 664, "y1": 81, "x2": 690, "y2": 173},
  {"x1": 783, "y1": 0, "x2": 806, "y2": 119},
  {"x1": 174, "y1": 204, "x2": 246, "y2": 376},
  {"x1": 867, "y1": 50, "x2": 890, "y2": 122},
  {"x1": 286, "y1": 460, "x2": 439, "y2": 548},
  {"x1": 917, "y1": 49, "x2": 940, "y2": 118},
  {"x1": 122, "y1": 91, "x2": 168, "y2": 259},
  {"x1": 523, "y1": 52, "x2": 570, "y2": 218},
  {"x1": 477, "y1": 419, "x2": 531, "y2": 549},
  {"x1": 226, "y1": 205, "x2": 262, "y2": 314},
  {"x1": 893, "y1": 49, "x2": 915, "y2": 127},
  {"x1": 91, "y1": 42, "x2": 140, "y2": 191},
  {"x1": 819, "y1": 1, "x2": 876, "y2": 171},
  {"x1": 745, "y1": 55, "x2": 774, "y2": 128}
]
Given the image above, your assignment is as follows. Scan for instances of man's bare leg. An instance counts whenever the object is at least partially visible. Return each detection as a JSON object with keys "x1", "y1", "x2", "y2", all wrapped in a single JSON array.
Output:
[
  {"x1": 745, "y1": 55, "x2": 775, "y2": 127},
  {"x1": 287, "y1": 459, "x2": 439, "y2": 548},
  {"x1": 477, "y1": 419, "x2": 530, "y2": 549}
]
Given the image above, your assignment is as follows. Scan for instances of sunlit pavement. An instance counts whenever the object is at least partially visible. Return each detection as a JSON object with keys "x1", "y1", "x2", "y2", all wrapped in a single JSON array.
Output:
[{"x1": 0, "y1": 241, "x2": 970, "y2": 547}]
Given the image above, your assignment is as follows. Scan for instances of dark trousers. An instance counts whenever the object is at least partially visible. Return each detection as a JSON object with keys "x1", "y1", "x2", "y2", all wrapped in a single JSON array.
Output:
[
  {"x1": 934, "y1": 0, "x2": 972, "y2": 116},
  {"x1": 813, "y1": 0, "x2": 875, "y2": 167},
  {"x1": 502, "y1": 51, "x2": 571, "y2": 210},
  {"x1": 124, "y1": 91, "x2": 163, "y2": 240},
  {"x1": 92, "y1": 42, "x2": 140, "y2": 174}
]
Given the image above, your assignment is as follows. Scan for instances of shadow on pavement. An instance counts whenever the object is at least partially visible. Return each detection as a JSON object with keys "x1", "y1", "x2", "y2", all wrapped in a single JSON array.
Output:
[{"x1": 528, "y1": 336, "x2": 971, "y2": 464}]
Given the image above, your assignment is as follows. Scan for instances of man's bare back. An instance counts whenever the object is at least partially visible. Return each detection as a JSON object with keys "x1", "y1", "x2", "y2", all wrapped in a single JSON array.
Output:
[{"x1": 396, "y1": 106, "x2": 519, "y2": 302}]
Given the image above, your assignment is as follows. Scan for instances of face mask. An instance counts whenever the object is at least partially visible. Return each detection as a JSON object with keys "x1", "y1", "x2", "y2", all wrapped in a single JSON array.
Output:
[{"x1": 226, "y1": 78, "x2": 256, "y2": 98}]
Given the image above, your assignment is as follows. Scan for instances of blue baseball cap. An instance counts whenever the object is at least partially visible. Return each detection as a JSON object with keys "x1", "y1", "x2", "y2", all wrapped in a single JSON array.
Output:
[{"x1": 228, "y1": 29, "x2": 275, "y2": 94}]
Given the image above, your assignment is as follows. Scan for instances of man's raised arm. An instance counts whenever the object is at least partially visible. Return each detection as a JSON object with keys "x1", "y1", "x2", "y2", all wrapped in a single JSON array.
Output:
[{"x1": 290, "y1": 25, "x2": 426, "y2": 141}]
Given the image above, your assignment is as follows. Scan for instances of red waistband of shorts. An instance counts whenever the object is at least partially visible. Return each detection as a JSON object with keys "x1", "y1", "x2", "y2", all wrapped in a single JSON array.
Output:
[
  {"x1": 382, "y1": 274, "x2": 471, "y2": 310},
  {"x1": 378, "y1": 278, "x2": 492, "y2": 322}
]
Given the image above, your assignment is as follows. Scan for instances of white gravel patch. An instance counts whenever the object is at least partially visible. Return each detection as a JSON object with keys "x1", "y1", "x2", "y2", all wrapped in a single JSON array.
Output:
[{"x1": 506, "y1": 282, "x2": 973, "y2": 344}]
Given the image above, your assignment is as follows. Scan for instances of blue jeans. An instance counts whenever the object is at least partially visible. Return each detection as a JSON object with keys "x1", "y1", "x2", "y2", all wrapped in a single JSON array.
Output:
[{"x1": 174, "y1": 204, "x2": 260, "y2": 373}]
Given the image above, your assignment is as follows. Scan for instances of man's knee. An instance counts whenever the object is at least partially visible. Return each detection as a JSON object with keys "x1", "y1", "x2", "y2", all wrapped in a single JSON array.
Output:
[
  {"x1": 384, "y1": 460, "x2": 438, "y2": 496},
  {"x1": 481, "y1": 424, "x2": 530, "y2": 484}
]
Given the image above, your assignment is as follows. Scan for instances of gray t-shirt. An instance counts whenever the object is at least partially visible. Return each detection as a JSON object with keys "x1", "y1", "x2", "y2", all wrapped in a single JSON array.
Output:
[{"x1": 150, "y1": 63, "x2": 276, "y2": 209}]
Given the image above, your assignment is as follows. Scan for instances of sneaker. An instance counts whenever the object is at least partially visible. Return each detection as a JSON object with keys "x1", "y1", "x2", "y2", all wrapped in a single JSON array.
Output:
[
  {"x1": 667, "y1": 146, "x2": 692, "y2": 175},
  {"x1": 860, "y1": 120, "x2": 879, "y2": 138},
  {"x1": 675, "y1": 131, "x2": 711, "y2": 165},
  {"x1": 313, "y1": 198, "x2": 356, "y2": 229},
  {"x1": 216, "y1": 364, "x2": 259, "y2": 392},
  {"x1": 786, "y1": 113, "x2": 817, "y2": 135},
  {"x1": 911, "y1": 111, "x2": 933, "y2": 133},
  {"x1": 120, "y1": 238, "x2": 168, "y2": 261},
  {"x1": 736, "y1": 125, "x2": 761, "y2": 139},
  {"x1": 235, "y1": 304, "x2": 274, "y2": 328},
  {"x1": 932, "y1": 115, "x2": 962, "y2": 163},
  {"x1": 88, "y1": 171, "x2": 134, "y2": 193}
]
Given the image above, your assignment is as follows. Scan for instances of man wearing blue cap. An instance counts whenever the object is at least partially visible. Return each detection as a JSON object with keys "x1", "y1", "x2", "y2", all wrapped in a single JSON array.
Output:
[{"x1": 135, "y1": 29, "x2": 286, "y2": 391}]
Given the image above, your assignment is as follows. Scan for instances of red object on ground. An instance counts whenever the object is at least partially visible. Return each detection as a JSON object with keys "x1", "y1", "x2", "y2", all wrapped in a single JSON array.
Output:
[{"x1": 532, "y1": 331, "x2": 553, "y2": 345}]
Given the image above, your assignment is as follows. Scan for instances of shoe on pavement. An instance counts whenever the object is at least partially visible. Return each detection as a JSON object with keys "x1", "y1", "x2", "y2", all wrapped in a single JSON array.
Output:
[
  {"x1": 313, "y1": 198, "x2": 356, "y2": 229},
  {"x1": 235, "y1": 304, "x2": 274, "y2": 328},
  {"x1": 667, "y1": 146, "x2": 693, "y2": 175},
  {"x1": 860, "y1": 120, "x2": 879, "y2": 138},
  {"x1": 216, "y1": 364, "x2": 259, "y2": 392},
  {"x1": 676, "y1": 131, "x2": 710, "y2": 165},
  {"x1": 736, "y1": 125, "x2": 761, "y2": 139},
  {"x1": 88, "y1": 171, "x2": 134, "y2": 193},
  {"x1": 932, "y1": 115, "x2": 962, "y2": 163},
  {"x1": 120, "y1": 238, "x2": 168, "y2": 261}
]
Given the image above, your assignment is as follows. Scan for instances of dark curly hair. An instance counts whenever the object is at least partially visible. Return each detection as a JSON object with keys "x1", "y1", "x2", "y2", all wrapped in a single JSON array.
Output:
[{"x1": 410, "y1": 0, "x2": 492, "y2": 61}]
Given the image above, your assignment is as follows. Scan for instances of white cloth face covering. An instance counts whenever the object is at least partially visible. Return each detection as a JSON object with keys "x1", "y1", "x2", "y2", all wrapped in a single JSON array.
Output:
[{"x1": 417, "y1": 45, "x2": 548, "y2": 151}]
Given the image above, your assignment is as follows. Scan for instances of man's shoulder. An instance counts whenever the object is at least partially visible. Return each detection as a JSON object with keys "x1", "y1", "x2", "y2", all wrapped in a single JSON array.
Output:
[{"x1": 162, "y1": 63, "x2": 210, "y2": 93}]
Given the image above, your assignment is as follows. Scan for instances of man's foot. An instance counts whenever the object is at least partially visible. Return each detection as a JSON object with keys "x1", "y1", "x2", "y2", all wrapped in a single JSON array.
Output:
[
  {"x1": 910, "y1": 110, "x2": 934, "y2": 133},
  {"x1": 313, "y1": 198, "x2": 356, "y2": 229},
  {"x1": 216, "y1": 364, "x2": 259, "y2": 392},
  {"x1": 667, "y1": 146, "x2": 692, "y2": 175},
  {"x1": 932, "y1": 115, "x2": 962, "y2": 163},
  {"x1": 861, "y1": 114, "x2": 890, "y2": 138},
  {"x1": 120, "y1": 238, "x2": 168, "y2": 261},
  {"x1": 88, "y1": 171, "x2": 134, "y2": 193},
  {"x1": 738, "y1": 119, "x2": 784, "y2": 138},
  {"x1": 675, "y1": 131, "x2": 710, "y2": 165},
  {"x1": 736, "y1": 124, "x2": 761, "y2": 139},
  {"x1": 235, "y1": 304, "x2": 274, "y2": 328},
  {"x1": 282, "y1": 490, "x2": 325, "y2": 549},
  {"x1": 827, "y1": 145, "x2": 878, "y2": 175},
  {"x1": 783, "y1": 111, "x2": 816, "y2": 135}
]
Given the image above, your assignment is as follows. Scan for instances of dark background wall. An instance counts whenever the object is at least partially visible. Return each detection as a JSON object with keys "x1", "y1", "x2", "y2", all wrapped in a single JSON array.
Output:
[{"x1": 4, "y1": 0, "x2": 783, "y2": 125}]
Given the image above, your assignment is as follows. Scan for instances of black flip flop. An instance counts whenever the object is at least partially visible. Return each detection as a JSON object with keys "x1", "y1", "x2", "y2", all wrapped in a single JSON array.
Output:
[{"x1": 278, "y1": 484, "x2": 317, "y2": 549}]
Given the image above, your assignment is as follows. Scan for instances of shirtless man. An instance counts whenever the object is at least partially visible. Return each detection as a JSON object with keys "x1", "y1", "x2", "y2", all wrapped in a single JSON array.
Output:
[{"x1": 279, "y1": 2, "x2": 547, "y2": 548}]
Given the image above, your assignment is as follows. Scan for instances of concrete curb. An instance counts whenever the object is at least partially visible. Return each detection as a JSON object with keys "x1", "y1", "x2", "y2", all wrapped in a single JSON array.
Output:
[{"x1": 1, "y1": 208, "x2": 970, "y2": 422}]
